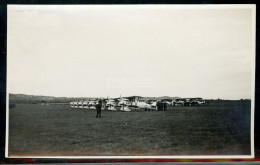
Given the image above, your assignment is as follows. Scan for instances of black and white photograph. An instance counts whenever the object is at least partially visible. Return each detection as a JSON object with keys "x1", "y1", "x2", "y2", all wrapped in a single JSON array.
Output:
[{"x1": 6, "y1": 5, "x2": 255, "y2": 158}]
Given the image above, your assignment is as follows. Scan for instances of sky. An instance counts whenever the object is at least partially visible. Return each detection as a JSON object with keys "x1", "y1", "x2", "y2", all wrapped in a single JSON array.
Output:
[{"x1": 7, "y1": 5, "x2": 255, "y2": 99}]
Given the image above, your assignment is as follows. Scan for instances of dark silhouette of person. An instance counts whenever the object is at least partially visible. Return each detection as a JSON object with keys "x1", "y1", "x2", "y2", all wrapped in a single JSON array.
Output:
[
  {"x1": 157, "y1": 101, "x2": 162, "y2": 111},
  {"x1": 163, "y1": 102, "x2": 167, "y2": 111},
  {"x1": 96, "y1": 100, "x2": 102, "y2": 118}
]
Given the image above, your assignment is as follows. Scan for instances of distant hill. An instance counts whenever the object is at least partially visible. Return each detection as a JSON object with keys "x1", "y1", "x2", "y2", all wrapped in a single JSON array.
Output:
[{"x1": 9, "y1": 93, "x2": 94, "y2": 104}]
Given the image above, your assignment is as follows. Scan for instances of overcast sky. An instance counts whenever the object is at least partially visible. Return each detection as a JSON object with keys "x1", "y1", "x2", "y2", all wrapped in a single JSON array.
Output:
[{"x1": 7, "y1": 5, "x2": 255, "y2": 99}]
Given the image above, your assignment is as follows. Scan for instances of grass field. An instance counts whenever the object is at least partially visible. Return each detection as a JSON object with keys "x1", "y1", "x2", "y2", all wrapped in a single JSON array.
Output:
[{"x1": 8, "y1": 101, "x2": 251, "y2": 156}]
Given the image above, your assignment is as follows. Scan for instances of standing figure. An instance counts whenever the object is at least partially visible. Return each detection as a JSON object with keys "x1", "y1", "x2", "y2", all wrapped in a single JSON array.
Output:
[
  {"x1": 157, "y1": 101, "x2": 162, "y2": 111},
  {"x1": 163, "y1": 102, "x2": 167, "y2": 111},
  {"x1": 206, "y1": 100, "x2": 209, "y2": 106},
  {"x1": 96, "y1": 100, "x2": 102, "y2": 118}
]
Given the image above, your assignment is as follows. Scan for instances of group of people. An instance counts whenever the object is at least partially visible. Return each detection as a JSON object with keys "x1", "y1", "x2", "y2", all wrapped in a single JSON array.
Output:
[{"x1": 156, "y1": 101, "x2": 167, "y2": 111}]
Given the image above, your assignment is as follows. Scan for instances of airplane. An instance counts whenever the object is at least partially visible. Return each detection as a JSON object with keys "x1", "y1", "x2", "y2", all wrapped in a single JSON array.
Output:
[
  {"x1": 124, "y1": 96, "x2": 154, "y2": 110},
  {"x1": 87, "y1": 98, "x2": 99, "y2": 109},
  {"x1": 181, "y1": 98, "x2": 202, "y2": 106},
  {"x1": 172, "y1": 98, "x2": 206, "y2": 106},
  {"x1": 146, "y1": 99, "x2": 158, "y2": 110},
  {"x1": 191, "y1": 98, "x2": 207, "y2": 106},
  {"x1": 104, "y1": 96, "x2": 131, "y2": 112},
  {"x1": 117, "y1": 97, "x2": 131, "y2": 112},
  {"x1": 77, "y1": 100, "x2": 84, "y2": 108},
  {"x1": 83, "y1": 100, "x2": 89, "y2": 108},
  {"x1": 118, "y1": 97, "x2": 130, "y2": 106},
  {"x1": 99, "y1": 95, "x2": 148, "y2": 111},
  {"x1": 70, "y1": 101, "x2": 78, "y2": 108},
  {"x1": 172, "y1": 98, "x2": 185, "y2": 106},
  {"x1": 70, "y1": 98, "x2": 98, "y2": 109},
  {"x1": 102, "y1": 97, "x2": 118, "y2": 111}
]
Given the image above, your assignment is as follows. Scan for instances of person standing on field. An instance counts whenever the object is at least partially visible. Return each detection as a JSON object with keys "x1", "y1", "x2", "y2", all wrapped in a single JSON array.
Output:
[
  {"x1": 157, "y1": 101, "x2": 161, "y2": 111},
  {"x1": 163, "y1": 102, "x2": 167, "y2": 111},
  {"x1": 96, "y1": 99, "x2": 102, "y2": 118}
]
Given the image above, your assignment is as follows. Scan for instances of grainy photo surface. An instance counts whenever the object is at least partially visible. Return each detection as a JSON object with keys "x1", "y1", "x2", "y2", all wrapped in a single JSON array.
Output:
[{"x1": 6, "y1": 5, "x2": 255, "y2": 158}]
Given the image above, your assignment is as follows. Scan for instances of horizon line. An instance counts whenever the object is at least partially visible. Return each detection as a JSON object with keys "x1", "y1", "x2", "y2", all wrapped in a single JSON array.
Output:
[{"x1": 8, "y1": 93, "x2": 251, "y2": 100}]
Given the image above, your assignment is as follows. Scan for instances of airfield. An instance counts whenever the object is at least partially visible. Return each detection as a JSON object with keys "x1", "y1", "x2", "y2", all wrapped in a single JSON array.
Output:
[{"x1": 8, "y1": 100, "x2": 251, "y2": 156}]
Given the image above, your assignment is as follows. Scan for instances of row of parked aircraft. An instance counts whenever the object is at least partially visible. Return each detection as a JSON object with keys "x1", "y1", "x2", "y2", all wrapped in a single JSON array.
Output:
[{"x1": 69, "y1": 96, "x2": 207, "y2": 112}]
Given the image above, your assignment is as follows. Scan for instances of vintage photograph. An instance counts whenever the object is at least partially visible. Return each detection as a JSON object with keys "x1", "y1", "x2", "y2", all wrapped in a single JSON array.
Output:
[{"x1": 6, "y1": 5, "x2": 255, "y2": 158}]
